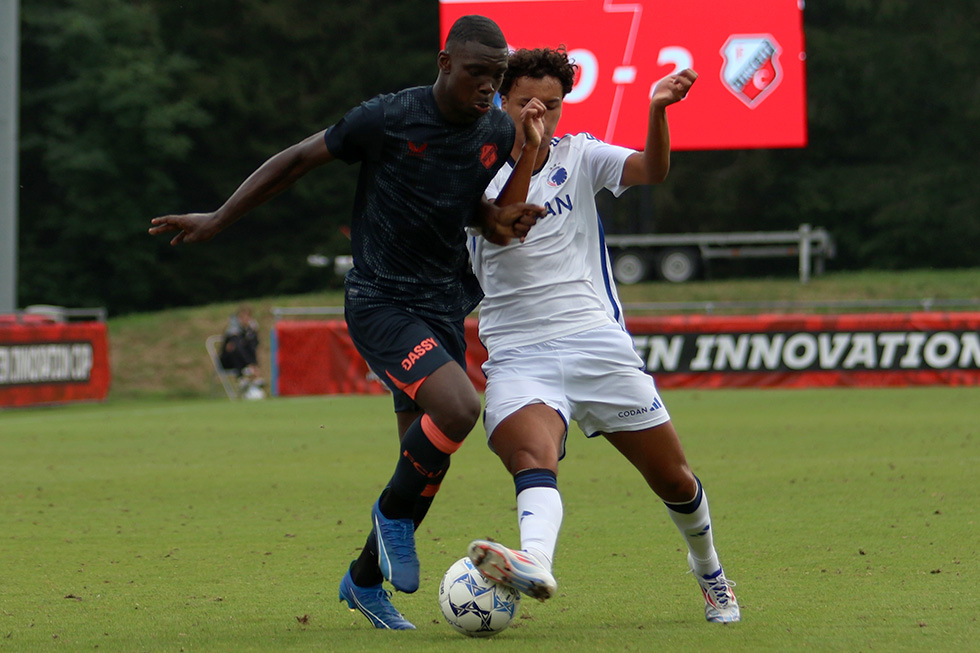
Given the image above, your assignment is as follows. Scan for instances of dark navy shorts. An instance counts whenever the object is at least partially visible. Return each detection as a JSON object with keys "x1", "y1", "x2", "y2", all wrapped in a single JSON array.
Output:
[{"x1": 345, "y1": 303, "x2": 468, "y2": 413}]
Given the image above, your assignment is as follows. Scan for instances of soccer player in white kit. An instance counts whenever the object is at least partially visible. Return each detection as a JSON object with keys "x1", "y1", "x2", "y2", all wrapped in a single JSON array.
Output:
[{"x1": 465, "y1": 47, "x2": 740, "y2": 623}]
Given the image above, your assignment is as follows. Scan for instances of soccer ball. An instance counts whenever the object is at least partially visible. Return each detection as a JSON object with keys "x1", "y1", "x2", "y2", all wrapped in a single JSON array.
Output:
[
  {"x1": 242, "y1": 384, "x2": 266, "y2": 400},
  {"x1": 438, "y1": 556, "x2": 521, "y2": 637}
]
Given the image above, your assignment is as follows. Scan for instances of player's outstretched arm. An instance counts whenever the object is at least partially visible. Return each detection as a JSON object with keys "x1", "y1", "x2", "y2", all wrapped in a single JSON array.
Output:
[
  {"x1": 620, "y1": 68, "x2": 697, "y2": 187},
  {"x1": 149, "y1": 130, "x2": 335, "y2": 245}
]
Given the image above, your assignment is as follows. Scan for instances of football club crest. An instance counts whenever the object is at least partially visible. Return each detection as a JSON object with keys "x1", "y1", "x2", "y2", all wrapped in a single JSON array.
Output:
[
  {"x1": 547, "y1": 167, "x2": 568, "y2": 188},
  {"x1": 480, "y1": 143, "x2": 498, "y2": 169},
  {"x1": 720, "y1": 35, "x2": 783, "y2": 108}
]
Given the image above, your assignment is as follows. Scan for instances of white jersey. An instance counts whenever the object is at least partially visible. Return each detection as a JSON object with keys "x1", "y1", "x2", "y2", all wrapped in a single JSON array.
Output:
[{"x1": 469, "y1": 133, "x2": 633, "y2": 353}]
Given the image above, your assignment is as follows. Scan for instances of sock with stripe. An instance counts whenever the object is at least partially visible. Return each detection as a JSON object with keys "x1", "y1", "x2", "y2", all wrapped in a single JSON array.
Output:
[
  {"x1": 350, "y1": 455, "x2": 449, "y2": 589},
  {"x1": 381, "y1": 414, "x2": 461, "y2": 520},
  {"x1": 663, "y1": 476, "x2": 720, "y2": 575},
  {"x1": 413, "y1": 457, "x2": 450, "y2": 528},
  {"x1": 514, "y1": 468, "x2": 563, "y2": 571}
]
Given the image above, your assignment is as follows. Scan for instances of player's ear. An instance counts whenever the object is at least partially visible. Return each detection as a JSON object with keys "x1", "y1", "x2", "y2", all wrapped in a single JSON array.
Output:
[
  {"x1": 437, "y1": 49, "x2": 452, "y2": 74},
  {"x1": 498, "y1": 94, "x2": 509, "y2": 110}
]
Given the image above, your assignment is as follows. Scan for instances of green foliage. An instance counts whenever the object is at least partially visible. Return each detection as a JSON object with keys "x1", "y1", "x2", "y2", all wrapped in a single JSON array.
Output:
[
  {"x1": 19, "y1": 0, "x2": 209, "y2": 311},
  {"x1": 15, "y1": 0, "x2": 980, "y2": 313},
  {"x1": 614, "y1": 0, "x2": 980, "y2": 270},
  {"x1": 791, "y1": 0, "x2": 980, "y2": 267},
  {"x1": 1, "y1": 390, "x2": 978, "y2": 650},
  {"x1": 18, "y1": 0, "x2": 438, "y2": 314}
]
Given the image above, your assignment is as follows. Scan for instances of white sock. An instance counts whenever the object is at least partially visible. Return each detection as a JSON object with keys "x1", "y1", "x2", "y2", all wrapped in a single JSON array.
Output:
[
  {"x1": 516, "y1": 486, "x2": 563, "y2": 571},
  {"x1": 665, "y1": 482, "x2": 720, "y2": 576}
]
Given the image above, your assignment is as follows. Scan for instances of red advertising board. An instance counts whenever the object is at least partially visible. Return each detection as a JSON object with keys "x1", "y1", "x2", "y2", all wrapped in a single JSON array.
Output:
[
  {"x1": 439, "y1": 0, "x2": 807, "y2": 150},
  {"x1": 273, "y1": 313, "x2": 980, "y2": 396},
  {"x1": 626, "y1": 313, "x2": 980, "y2": 388},
  {"x1": 0, "y1": 320, "x2": 111, "y2": 408},
  {"x1": 274, "y1": 320, "x2": 491, "y2": 396},
  {"x1": 275, "y1": 320, "x2": 388, "y2": 396}
]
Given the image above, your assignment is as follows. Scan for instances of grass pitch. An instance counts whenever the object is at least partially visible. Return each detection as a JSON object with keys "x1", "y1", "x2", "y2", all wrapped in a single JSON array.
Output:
[{"x1": 1, "y1": 388, "x2": 977, "y2": 651}]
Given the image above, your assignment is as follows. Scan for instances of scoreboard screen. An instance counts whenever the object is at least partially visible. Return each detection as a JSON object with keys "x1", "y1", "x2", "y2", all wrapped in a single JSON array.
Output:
[{"x1": 439, "y1": 0, "x2": 808, "y2": 150}]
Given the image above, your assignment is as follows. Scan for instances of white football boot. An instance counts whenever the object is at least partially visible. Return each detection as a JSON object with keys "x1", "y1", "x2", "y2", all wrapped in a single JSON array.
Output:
[
  {"x1": 468, "y1": 540, "x2": 557, "y2": 601},
  {"x1": 689, "y1": 554, "x2": 741, "y2": 623}
]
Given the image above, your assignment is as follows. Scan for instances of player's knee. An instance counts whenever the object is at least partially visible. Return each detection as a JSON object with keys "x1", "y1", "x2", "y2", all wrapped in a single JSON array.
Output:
[
  {"x1": 655, "y1": 470, "x2": 698, "y2": 503},
  {"x1": 459, "y1": 388, "x2": 483, "y2": 425},
  {"x1": 507, "y1": 444, "x2": 559, "y2": 475},
  {"x1": 430, "y1": 396, "x2": 480, "y2": 440},
  {"x1": 446, "y1": 401, "x2": 481, "y2": 437}
]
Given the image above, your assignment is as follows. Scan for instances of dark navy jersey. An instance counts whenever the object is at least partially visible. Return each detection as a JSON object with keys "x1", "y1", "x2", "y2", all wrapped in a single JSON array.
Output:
[{"x1": 325, "y1": 85, "x2": 516, "y2": 320}]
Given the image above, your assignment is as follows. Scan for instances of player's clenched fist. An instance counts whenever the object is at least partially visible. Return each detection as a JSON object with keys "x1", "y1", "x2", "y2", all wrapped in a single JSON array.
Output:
[
  {"x1": 651, "y1": 68, "x2": 698, "y2": 109},
  {"x1": 519, "y1": 97, "x2": 547, "y2": 150}
]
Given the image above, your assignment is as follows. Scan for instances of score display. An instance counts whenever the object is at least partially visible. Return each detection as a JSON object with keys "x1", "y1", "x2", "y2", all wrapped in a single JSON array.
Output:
[{"x1": 439, "y1": 0, "x2": 808, "y2": 150}]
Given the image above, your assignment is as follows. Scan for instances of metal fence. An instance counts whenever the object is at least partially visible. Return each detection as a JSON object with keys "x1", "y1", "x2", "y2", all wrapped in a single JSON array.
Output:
[{"x1": 272, "y1": 298, "x2": 980, "y2": 320}]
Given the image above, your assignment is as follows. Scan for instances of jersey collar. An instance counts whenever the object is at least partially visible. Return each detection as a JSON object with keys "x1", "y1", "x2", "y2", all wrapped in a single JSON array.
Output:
[{"x1": 507, "y1": 148, "x2": 551, "y2": 176}]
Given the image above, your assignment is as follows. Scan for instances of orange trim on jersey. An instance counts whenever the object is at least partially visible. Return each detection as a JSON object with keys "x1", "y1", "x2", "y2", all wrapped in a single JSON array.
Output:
[
  {"x1": 421, "y1": 414, "x2": 463, "y2": 454},
  {"x1": 385, "y1": 370, "x2": 426, "y2": 400}
]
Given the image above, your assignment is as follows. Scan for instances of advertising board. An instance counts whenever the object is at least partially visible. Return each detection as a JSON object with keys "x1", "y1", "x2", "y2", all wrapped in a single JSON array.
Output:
[{"x1": 440, "y1": 0, "x2": 808, "y2": 150}]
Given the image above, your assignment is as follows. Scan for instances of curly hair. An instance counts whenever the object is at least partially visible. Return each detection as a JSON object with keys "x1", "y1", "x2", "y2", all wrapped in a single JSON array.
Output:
[{"x1": 499, "y1": 46, "x2": 579, "y2": 97}]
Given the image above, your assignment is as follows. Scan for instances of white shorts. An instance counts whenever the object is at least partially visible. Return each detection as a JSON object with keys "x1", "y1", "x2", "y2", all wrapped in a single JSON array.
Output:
[{"x1": 482, "y1": 323, "x2": 671, "y2": 453}]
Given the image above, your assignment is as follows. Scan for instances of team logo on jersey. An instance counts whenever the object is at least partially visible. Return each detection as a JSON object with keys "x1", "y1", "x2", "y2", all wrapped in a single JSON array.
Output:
[
  {"x1": 547, "y1": 167, "x2": 568, "y2": 187},
  {"x1": 480, "y1": 143, "x2": 498, "y2": 169},
  {"x1": 407, "y1": 141, "x2": 428, "y2": 158},
  {"x1": 720, "y1": 35, "x2": 783, "y2": 108}
]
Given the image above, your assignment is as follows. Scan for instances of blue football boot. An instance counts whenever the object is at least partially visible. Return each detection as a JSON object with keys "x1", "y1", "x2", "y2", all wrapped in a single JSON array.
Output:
[
  {"x1": 339, "y1": 564, "x2": 415, "y2": 630},
  {"x1": 372, "y1": 499, "x2": 420, "y2": 593}
]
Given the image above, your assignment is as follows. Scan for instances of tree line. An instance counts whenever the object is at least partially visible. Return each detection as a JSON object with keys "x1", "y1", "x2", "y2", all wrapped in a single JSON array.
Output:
[{"x1": 16, "y1": 0, "x2": 980, "y2": 315}]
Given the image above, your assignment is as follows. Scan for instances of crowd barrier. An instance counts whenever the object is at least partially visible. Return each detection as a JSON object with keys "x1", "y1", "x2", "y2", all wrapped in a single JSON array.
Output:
[{"x1": 272, "y1": 312, "x2": 980, "y2": 396}]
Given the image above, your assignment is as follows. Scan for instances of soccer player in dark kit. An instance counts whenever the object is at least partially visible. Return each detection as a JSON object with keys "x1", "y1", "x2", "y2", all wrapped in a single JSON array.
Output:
[{"x1": 149, "y1": 15, "x2": 546, "y2": 630}]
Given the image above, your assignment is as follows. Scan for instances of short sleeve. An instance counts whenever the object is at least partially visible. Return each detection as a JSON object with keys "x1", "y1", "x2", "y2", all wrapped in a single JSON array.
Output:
[
  {"x1": 581, "y1": 134, "x2": 634, "y2": 198},
  {"x1": 483, "y1": 163, "x2": 512, "y2": 202},
  {"x1": 323, "y1": 95, "x2": 385, "y2": 164}
]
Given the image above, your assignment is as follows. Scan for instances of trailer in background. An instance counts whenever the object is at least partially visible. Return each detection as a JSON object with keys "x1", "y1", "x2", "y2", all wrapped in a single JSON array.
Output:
[{"x1": 605, "y1": 223, "x2": 835, "y2": 284}]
